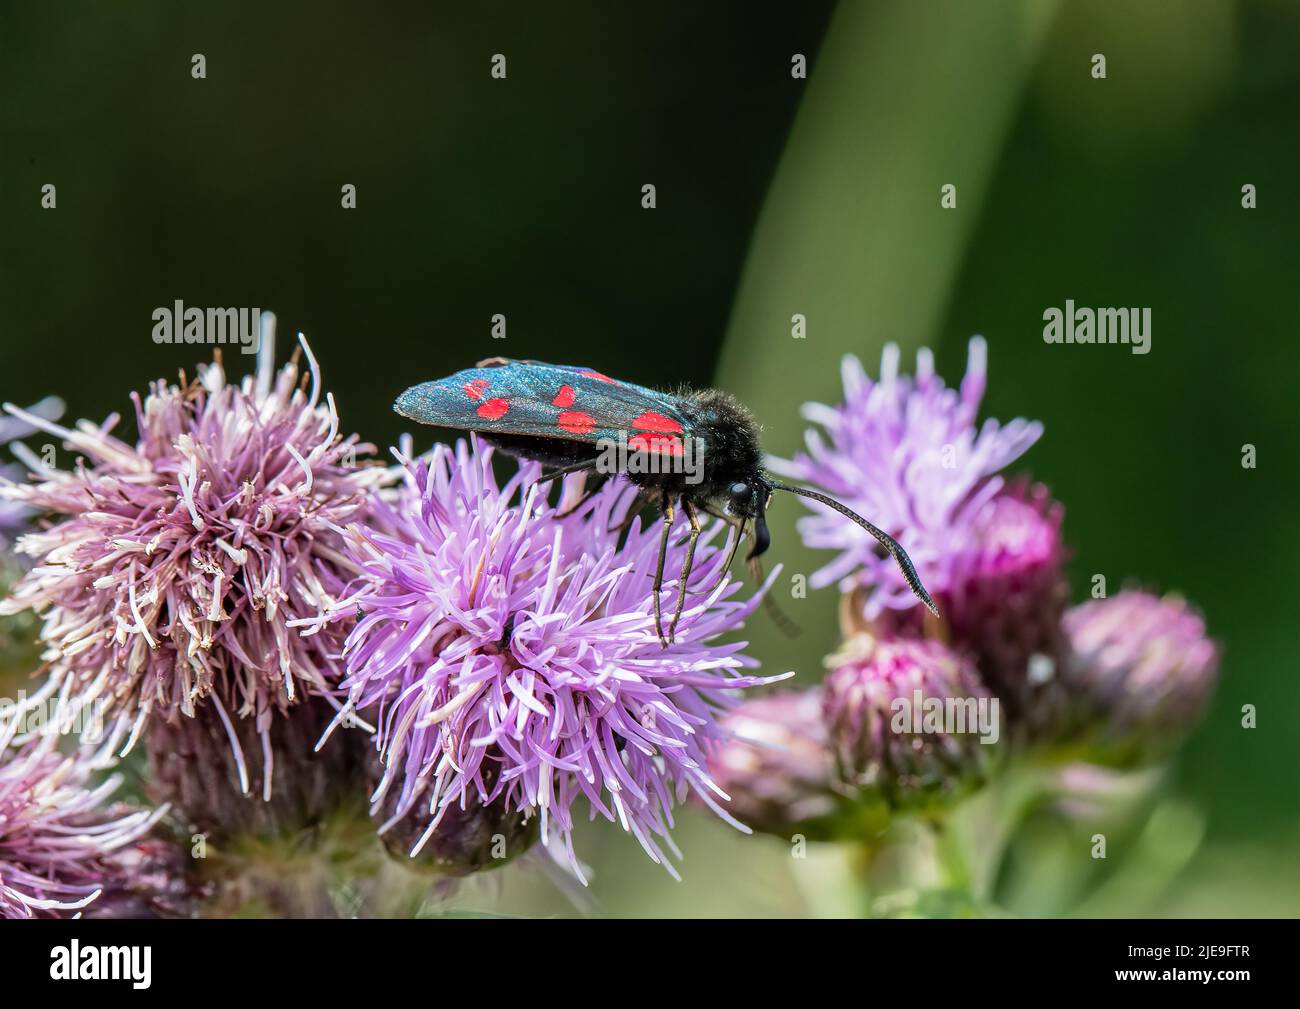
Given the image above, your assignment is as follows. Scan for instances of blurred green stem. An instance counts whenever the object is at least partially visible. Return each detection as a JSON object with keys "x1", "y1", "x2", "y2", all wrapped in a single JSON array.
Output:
[
  {"x1": 942, "y1": 762, "x2": 1047, "y2": 902},
  {"x1": 854, "y1": 766, "x2": 1049, "y2": 917}
]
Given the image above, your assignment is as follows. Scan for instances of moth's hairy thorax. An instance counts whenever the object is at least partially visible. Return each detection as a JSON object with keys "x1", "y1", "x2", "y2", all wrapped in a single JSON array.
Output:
[{"x1": 680, "y1": 388, "x2": 764, "y2": 501}]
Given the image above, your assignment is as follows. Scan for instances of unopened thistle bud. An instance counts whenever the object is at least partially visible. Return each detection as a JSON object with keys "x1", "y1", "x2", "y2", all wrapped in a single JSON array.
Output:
[
  {"x1": 1062, "y1": 591, "x2": 1219, "y2": 765},
  {"x1": 823, "y1": 635, "x2": 999, "y2": 809},
  {"x1": 146, "y1": 696, "x2": 371, "y2": 840},
  {"x1": 372, "y1": 767, "x2": 537, "y2": 878}
]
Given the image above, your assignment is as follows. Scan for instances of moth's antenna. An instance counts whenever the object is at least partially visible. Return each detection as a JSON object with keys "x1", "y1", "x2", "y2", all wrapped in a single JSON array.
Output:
[
  {"x1": 682, "y1": 518, "x2": 744, "y2": 599},
  {"x1": 767, "y1": 481, "x2": 941, "y2": 619}
]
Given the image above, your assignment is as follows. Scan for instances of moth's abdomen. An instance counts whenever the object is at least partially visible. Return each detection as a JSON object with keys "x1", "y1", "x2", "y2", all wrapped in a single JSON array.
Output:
[{"x1": 481, "y1": 432, "x2": 594, "y2": 469}]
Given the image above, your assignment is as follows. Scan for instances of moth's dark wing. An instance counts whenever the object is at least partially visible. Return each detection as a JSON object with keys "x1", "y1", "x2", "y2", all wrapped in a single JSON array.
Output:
[
  {"x1": 477, "y1": 359, "x2": 683, "y2": 412},
  {"x1": 394, "y1": 360, "x2": 692, "y2": 451}
]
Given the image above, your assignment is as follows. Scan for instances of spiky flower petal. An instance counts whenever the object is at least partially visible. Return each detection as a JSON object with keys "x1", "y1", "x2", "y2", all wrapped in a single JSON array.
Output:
[
  {"x1": 0, "y1": 396, "x2": 64, "y2": 552},
  {"x1": 0, "y1": 397, "x2": 65, "y2": 651},
  {"x1": 0, "y1": 718, "x2": 166, "y2": 918}
]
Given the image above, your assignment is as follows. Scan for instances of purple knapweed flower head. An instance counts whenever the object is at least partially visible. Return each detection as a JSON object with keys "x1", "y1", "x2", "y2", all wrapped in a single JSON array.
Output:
[
  {"x1": 0, "y1": 716, "x2": 167, "y2": 918},
  {"x1": 822, "y1": 634, "x2": 998, "y2": 809},
  {"x1": 771, "y1": 338, "x2": 1070, "y2": 735},
  {"x1": 705, "y1": 687, "x2": 845, "y2": 840},
  {"x1": 769, "y1": 337, "x2": 1050, "y2": 618},
  {"x1": 1062, "y1": 591, "x2": 1219, "y2": 765},
  {"x1": 0, "y1": 320, "x2": 385, "y2": 796},
  {"x1": 324, "y1": 437, "x2": 784, "y2": 881}
]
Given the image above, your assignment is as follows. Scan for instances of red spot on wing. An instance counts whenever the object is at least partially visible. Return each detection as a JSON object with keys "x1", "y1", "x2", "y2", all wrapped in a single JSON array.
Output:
[
  {"x1": 477, "y1": 398, "x2": 509, "y2": 421},
  {"x1": 552, "y1": 384, "x2": 576, "y2": 408},
  {"x1": 580, "y1": 370, "x2": 617, "y2": 384},
  {"x1": 629, "y1": 433, "x2": 685, "y2": 457},
  {"x1": 631, "y1": 411, "x2": 683, "y2": 435},
  {"x1": 464, "y1": 379, "x2": 489, "y2": 401},
  {"x1": 557, "y1": 410, "x2": 596, "y2": 435}
]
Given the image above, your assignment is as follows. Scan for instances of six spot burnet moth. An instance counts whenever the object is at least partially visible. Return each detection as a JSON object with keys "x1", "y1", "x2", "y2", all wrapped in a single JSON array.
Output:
[{"x1": 394, "y1": 358, "x2": 939, "y2": 646}]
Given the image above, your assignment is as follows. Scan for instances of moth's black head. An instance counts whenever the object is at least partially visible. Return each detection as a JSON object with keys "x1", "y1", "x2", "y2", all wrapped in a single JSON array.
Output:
[
  {"x1": 724, "y1": 477, "x2": 772, "y2": 559},
  {"x1": 683, "y1": 389, "x2": 773, "y2": 559}
]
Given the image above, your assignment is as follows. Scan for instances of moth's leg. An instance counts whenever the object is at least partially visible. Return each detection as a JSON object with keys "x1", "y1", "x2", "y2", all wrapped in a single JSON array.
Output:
[
  {"x1": 538, "y1": 458, "x2": 600, "y2": 483},
  {"x1": 667, "y1": 498, "x2": 700, "y2": 643},
  {"x1": 533, "y1": 458, "x2": 600, "y2": 510},
  {"x1": 652, "y1": 493, "x2": 674, "y2": 647},
  {"x1": 555, "y1": 471, "x2": 609, "y2": 518}
]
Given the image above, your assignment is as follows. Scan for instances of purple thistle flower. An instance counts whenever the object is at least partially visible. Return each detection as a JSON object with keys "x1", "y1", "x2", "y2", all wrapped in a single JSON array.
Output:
[
  {"x1": 0, "y1": 717, "x2": 166, "y2": 918},
  {"x1": 705, "y1": 688, "x2": 843, "y2": 840},
  {"x1": 1063, "y1": 591, "x2": 1219, "y2": 764},
  {"x1": 822, "y1": 634, "x2": 998, "y2": 808},
  {"x1": 322, "y1": 437, "x2": 784, "y2": 881},
  {"x1": 0, "y1": 322, "x2": 385, "y2": 794},
  {"x1": 769, "y1": 337, "x2": 1045, "y2": 620}
]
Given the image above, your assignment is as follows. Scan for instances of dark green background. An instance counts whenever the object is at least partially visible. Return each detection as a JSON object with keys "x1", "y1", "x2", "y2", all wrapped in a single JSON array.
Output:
[{"x1": 2, "y1": 1, "x2": 1296, "y2": 915}]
